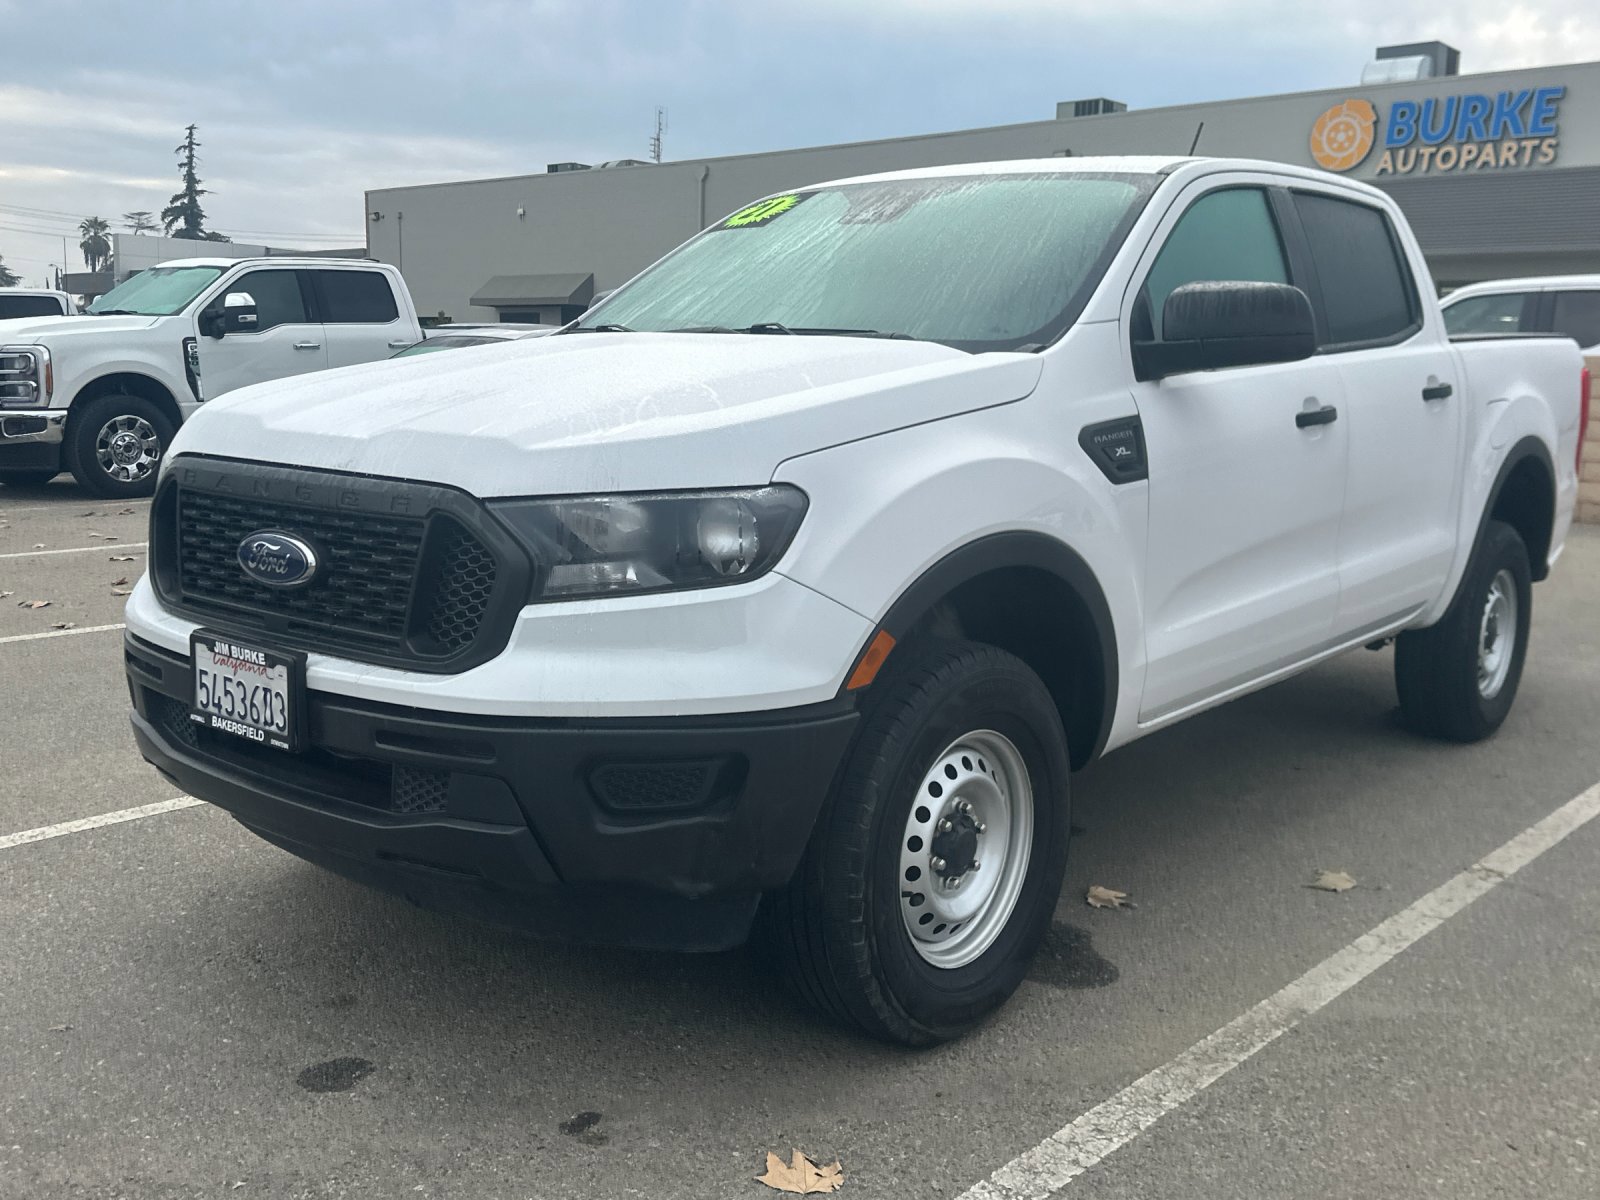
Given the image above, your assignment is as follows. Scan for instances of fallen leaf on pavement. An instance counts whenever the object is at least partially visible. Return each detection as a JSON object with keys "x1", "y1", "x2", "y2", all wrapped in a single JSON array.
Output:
[
  {"x1": 19, "y1": 599, "x2": 49, "y2": 609},
  {"x1": 112, "y1": 588, "x2": 132, "y2": 596},
  {"x1": 101, "y1": 535, "x2": 119, "y2": 541},
  {"x1": 118, "y1": 508, "x2": 135, "y2": 515},
  {"x1": 758, "y1": 1150, "x2": 844, "y2": 1194},
  {"x1": 32, "y1": 543, "x2": 44, "y2": 549},
  {"x1": 109, "y1": 555, "x2": 135, "y2": 562},
  {"x1": 48, "y1": 1024, "x2": 71, "y2": 1032},
  {"x1": 51, "y1": 622, "x2": 76, "y2": 630},
  {"x1": 0, "y1": 591, "x2": 12, "y2": 598},
  {"x1": 1087, "y1": 884, "x2": 1131, "y2": 909},
  {"x1": 1309, "y1": 869, "x2": 1357, "y2": 893},
  {"x1": 111, "y1": 576, "x2": 129, "y2": 586}
]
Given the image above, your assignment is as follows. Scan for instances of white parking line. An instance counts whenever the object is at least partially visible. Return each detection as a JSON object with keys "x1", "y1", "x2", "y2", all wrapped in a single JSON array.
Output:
[
  {"x1": 0, "y1": 622, "x2": 126, "y2": 645},
  {"x1": 0, "y1": 541, "x2": 147, "y2": 559},
  {"x1": 0, "y1": 796, "x2": 204, "y2": 853},
  {"x1": 960, "y1": 778, "x2": 1600, "y2": 1200}
]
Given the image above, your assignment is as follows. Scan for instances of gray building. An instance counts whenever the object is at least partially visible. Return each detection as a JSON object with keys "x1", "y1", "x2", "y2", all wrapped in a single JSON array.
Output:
[{"x1": 367, "y1": 47, "x2": 1600, "y2": 323}]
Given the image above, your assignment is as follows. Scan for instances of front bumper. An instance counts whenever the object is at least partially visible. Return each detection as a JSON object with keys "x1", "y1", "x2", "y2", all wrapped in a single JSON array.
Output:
[
  {"x1": 0, "y1": 410, "x2": 65, "y2": 471},
  {"x1": 126, "y1": 635, "x2": 859, "y2": 951}
]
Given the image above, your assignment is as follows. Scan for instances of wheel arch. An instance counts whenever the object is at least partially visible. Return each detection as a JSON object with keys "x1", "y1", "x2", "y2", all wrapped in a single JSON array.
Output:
[
  {"x1": 67, "y1": 372, "x2": 183, "y2": 432},
  {"x1": 1481, "y1": 435, "x2": 1556, "y2": 583},
  {"x1": 868, "y1": 532, "x2": 1118, "y2": 770}
]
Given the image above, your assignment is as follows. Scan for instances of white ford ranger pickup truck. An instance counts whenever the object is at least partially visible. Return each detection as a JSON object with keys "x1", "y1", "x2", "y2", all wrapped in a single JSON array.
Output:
[
  {"x1": 122, "y1": 158, "x2": 1586, "y2": 1045},
  {"x1": 0, "y1": 258, "x2": 420, "y2": 497}
]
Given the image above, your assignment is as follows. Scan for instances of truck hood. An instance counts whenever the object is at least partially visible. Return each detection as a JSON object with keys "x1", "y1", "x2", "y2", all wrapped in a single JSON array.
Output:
[
  {"x1": 171, "y1": 333, "x2": 1044, "y2": 495},
  {"x1": 0, "y1": 313, "x2": 162, "y2": 342}
]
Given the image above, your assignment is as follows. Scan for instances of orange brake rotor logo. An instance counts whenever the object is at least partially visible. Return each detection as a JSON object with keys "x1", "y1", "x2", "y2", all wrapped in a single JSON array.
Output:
[{"x1": 1309, "y1": 99, "x2": 1379, "y2": 172}]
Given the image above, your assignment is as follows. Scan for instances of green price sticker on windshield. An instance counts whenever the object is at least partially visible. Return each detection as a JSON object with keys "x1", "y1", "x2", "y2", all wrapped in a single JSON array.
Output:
[{"x1": 722, "y1": 193, "x2": 807, "y2": 229}]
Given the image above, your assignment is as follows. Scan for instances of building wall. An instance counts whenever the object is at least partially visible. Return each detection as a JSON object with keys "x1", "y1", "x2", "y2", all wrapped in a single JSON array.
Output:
[
  {"x1": 367, "y1": 60, "x2": 1600, "y2": 322},
  {"x1": 1582, "y1": 356, "x2": 1600, "y2": 525}
]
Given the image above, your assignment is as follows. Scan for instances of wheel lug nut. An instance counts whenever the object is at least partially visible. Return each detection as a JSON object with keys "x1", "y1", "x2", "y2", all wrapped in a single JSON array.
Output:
[
  {"x1": 930, "y1": 856, "x2": 947, "y2": 872},
  {"x1": 975, "y1": 821, "x2": 987, "y2": 834},
  {"x1": 937, "y1": 818, "x2": 953, "y2": 834},
  {"x1": 970, "y1": 860, "x2": 981, "y2": 872}
]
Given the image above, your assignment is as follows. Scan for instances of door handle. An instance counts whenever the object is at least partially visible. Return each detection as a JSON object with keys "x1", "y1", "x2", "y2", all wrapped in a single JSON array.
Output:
[
  {"x1": 292, "y1": 341, "x2": 322, "y2": 351},
  {"x1": 387, "y1": 339, "x2": 413, "y2": 348},
  {"x1": 1422, "y1": 382, "x2": 1453, "y2": 402},
  {"x1": 1296, "y1": 404, "x2": 1339, "y2": 429}
]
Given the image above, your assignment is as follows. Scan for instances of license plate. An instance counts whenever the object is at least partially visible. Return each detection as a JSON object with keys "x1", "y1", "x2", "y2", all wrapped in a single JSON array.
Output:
[{"x1": 190, "y1": 631, "x2": 304, "y2": 752}]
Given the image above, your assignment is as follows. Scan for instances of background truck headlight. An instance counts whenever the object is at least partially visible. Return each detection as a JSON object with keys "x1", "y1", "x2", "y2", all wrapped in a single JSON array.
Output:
[{"x1": 490, "y1": 485, "x2": 808, "y2": 601}]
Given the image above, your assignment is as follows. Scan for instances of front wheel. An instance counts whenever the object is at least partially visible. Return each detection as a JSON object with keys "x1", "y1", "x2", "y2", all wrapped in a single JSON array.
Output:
[
  {"x1": 769, "y1": 640, "x2": 1072, "y2": 1046},
  {"x1": 1395, "y1": 519, "x2": 1532, "y2": 742},
  {"x1": 63, "y1": 393, "x2": 176, "y2": 499}
]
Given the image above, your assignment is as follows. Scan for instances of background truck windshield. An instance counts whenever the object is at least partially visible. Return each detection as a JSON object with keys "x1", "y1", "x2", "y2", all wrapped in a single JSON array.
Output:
[
  {"x1": 87, "y1": 265, "x2": 224, "y2": 316},
  {"x1": 578, "y1": 173, "x2": 1153, "y2": 352}
]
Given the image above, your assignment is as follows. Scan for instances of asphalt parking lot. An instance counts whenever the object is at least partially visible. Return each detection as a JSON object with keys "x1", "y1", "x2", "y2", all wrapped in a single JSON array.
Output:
[{"x1": 2, "y1": 480, "x2": 1597, "y2": 1200}]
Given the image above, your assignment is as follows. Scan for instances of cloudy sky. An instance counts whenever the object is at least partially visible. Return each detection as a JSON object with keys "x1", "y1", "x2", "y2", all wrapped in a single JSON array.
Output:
[{"x1": 1, "y1": 0, "x2": 1596, "y2": 287}]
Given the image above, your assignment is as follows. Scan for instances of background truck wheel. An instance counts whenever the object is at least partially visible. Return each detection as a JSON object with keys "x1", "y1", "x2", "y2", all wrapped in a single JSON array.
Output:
[
  {"x1": 0, "y1": 469, "x2": 59, "y2": 489},
  {"x1": 769, "y1": 640, "x2": 1072, "y2": 1046},
  {"x1": 63, "y1": 393, "x2": 175, "y2": 499},
  {"x1": 1395, "y1": 519, "x2": 1532, "y2": 743}
]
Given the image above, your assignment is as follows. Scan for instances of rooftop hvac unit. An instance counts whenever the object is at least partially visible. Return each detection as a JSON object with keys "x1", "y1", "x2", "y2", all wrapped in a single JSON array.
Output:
[
  {"x1": 1056, "y1": 97, "x2": 1128, "y2": 119},
  {"x1": 1361, "y1": 55, "x2": 1434, "y2": 84}
]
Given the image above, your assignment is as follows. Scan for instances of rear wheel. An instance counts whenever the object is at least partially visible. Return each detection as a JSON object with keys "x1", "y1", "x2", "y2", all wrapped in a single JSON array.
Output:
[
  {"x1": 63, "y1": 392, "x2": 175, "y2": 499},
  {"x1": 0, "y1": 469, "x2": 58, "y2": 489},
  {"x1": 1395, "y1": 519, "x2": 1532, "y2": 742},
  {"x1": 770, "y1": 640, "x2": 1071, "y2": 1045}
]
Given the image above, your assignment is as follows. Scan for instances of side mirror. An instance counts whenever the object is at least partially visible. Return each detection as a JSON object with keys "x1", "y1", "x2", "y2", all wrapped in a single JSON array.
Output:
[
  {"x1": 222, "y1": 291, "x2": 258, "y2": 334},
  {"x1": 585, "y1": 289, "x2": 613, "y2": 313},
  {"x1": 1134, "y1": 281, "x2": 1315, "y2": 381}
]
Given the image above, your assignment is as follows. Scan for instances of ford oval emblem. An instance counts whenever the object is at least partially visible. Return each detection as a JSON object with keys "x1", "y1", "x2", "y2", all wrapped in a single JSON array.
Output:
[{"x1": 237, "y1": 530, "x2": 319, "y2": 589}]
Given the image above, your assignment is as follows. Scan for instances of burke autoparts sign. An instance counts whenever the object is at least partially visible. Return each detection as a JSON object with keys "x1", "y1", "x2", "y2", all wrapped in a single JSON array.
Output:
[{"x1": 1309, "y1": 86, "x2": 1565, "y2": 176}]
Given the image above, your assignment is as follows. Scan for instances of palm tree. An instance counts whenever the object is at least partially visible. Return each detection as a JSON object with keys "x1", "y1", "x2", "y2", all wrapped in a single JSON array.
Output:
[{"x1": 78, "y1": 216, "x2": 111, "y2": 273}]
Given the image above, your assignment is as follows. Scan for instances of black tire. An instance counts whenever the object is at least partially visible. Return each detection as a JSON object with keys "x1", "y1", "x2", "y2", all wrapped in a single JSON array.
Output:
[
  {"x1": 0, "y1": 469, "x2": 58, "y2": 489},
  {"x1": 769, "y1": 640, "x2": 1072, "y2": 1046},
  {"x1": 1395, "y1": 519, "x2": 1532, "y2": 742},
  {"x1": 63, "y1": 392, "x2": 175, "y2": 499}
]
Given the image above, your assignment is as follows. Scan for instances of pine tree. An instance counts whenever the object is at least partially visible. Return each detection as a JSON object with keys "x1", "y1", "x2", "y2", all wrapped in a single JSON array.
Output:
[
  {"x1": 161, "y1": 125, "x2": 227, "y2": 241},
  {"x1": 122, "y1": 211, "x2": 157, "y2": 235},
  {"x1": 0, "y1": 253, "x2": 19, "y2": 288}
]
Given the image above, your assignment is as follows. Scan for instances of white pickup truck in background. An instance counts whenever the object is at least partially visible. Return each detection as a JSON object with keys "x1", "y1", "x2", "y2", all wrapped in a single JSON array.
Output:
[
  {"x1": 0, "y1": 289, "x2": 77, "y2": 321},
  {"x1": 0, "y1": 258, "x2": 421, "y2": 496},
  {"x1": 124, "y1": 157, "x2": 1585, "y2": 1044}
]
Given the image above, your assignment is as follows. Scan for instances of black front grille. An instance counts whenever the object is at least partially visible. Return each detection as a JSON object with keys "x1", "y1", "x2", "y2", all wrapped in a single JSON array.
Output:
[
  {"x1": 587, "y1": 759, "x2": 730, "y2": 814},
  {"x1": 178, "y1": 489, "x2": 424, "y2": 646},
  {"x1": 153, "y1": 459, "x2": 530, "y2": 672}
]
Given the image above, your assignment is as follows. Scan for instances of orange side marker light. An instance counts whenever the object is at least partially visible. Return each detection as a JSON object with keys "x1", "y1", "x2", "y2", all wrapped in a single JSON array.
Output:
[{"x1": 846, "y1": 629, "x2": 896, "y2": 691}]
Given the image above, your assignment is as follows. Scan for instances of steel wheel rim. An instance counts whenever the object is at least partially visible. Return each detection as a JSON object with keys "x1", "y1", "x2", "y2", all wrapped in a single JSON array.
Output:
[
  {"x1": 1477, "y1": 568, "x2": 1517, "y2": 699},
  {"x1": 898, "y1": 729, "x2": 1034, "y2": 969},
  {"x1": 95, "y1": 414, "x2": 161, "y2": 483}
]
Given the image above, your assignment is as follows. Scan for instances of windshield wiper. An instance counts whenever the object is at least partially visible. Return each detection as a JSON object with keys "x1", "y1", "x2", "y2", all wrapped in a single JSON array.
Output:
[
  {"x1": 669, "y1": 322, "x2": 918, "y2": 340},
  {"x1": 89, "y1": 308, "x2": 140, "y2": 316},
  {"x1": 568, "y1": 322, "x2": 636, "y2": 333}
]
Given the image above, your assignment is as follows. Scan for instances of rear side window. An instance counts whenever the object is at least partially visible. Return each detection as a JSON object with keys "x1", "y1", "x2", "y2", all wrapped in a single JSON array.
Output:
[
  {"x1": 1140, "y1": 188, "x2": 1288, "y2": 340},
  {"x1": 1293, "y1": 193, "x2": 1419, "y2": 347},
  {"x1": 0, "y1": 295, "x2": 66, "y2": 318},
  {"x1": 1443, "y1": 292, "x2": 1531, "y2": 338},
  {"x1": 1550, "y1": 290, "x2": 1600, "y2": 349},
  {"x1": 315, "y1": 271, "x2": 399, "y2": 324}
]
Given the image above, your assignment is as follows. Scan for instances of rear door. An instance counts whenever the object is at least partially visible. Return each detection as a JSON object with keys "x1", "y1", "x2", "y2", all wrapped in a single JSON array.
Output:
[
  {"x1": 1289, "y1": 189, "x2": 1464, "y2": 632},
  {"x1": 1130, "y1": 179, "x2": 1349, "y2": 722},
  {"x1": 193, "y1": 269, "x2": 328, "y2": 398},
  {"x1": 310, "y1": 269, "x2": 411, "y2": 369}
]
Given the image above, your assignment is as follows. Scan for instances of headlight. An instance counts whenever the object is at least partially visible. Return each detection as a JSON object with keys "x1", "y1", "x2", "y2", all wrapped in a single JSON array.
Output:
[
  {"x1": 0, "y1": 345, "x2": 50, "y2": 408},
  {"x1": 490, "y1": 486, "x2": 808, "y2": 602}
]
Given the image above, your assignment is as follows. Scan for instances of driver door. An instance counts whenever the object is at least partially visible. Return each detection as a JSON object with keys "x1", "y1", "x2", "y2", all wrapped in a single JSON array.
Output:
[{"x1": 194, "y1": 269, "x2": 327, "y2": 399}]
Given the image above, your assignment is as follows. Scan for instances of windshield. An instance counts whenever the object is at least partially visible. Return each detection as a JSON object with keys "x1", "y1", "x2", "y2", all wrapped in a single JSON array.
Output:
[
  {"x1": 87, "y1": 266, "x2": 225, "y2": 316},
  {"x1": 575, "y1": 173, "x2": 1154, "y2": 352}
]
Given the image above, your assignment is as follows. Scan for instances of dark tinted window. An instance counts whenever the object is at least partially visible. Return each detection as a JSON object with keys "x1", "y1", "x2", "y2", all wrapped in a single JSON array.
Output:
[
  {"x1": 1141, "y1": 188, "x2": 1288, "y2": 340},
  {"x1": 1442, "y1": 292, "x2": 1530, "y2": 337},
  {"x1": 228, "y1": 270, "x2": 308, "y2": 332},
  {"x1": 1550, "y1": 290, "x2": 1600, "y2": 349},
  {"x1": 317, "y1": 270, "x2": 399, "y2": 323},
  {"x1": 1293, "y1": 193, "x2": 1418, "y2": 346},
  {"x1": 0, "y1": 295, "x2": 67, "y2": 318}
]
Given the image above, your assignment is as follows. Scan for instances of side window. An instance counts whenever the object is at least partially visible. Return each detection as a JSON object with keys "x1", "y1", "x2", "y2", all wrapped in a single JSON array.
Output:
[
  {"x1": 315, "y1": 271, "x2": 399, "y2": 324},
  {"x1": 0, "y1": 296, "x2": 66, "y2": 319},
  {"x1": 1292, "y1": 193, "x2": 1419, "y2": 347},
  {"x1": 227, "y1": 270, "x2": 309, "y2": 333},
  {"x1": 1550, "y1": 291, "x2": 1600, "y2": 349},
  {"x1": 1442, "y1": 292, "x2": 1532, "y2": 338},
  {"x1": 1140, "y1": 188, "x2": 1288, "y2": 341}
]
